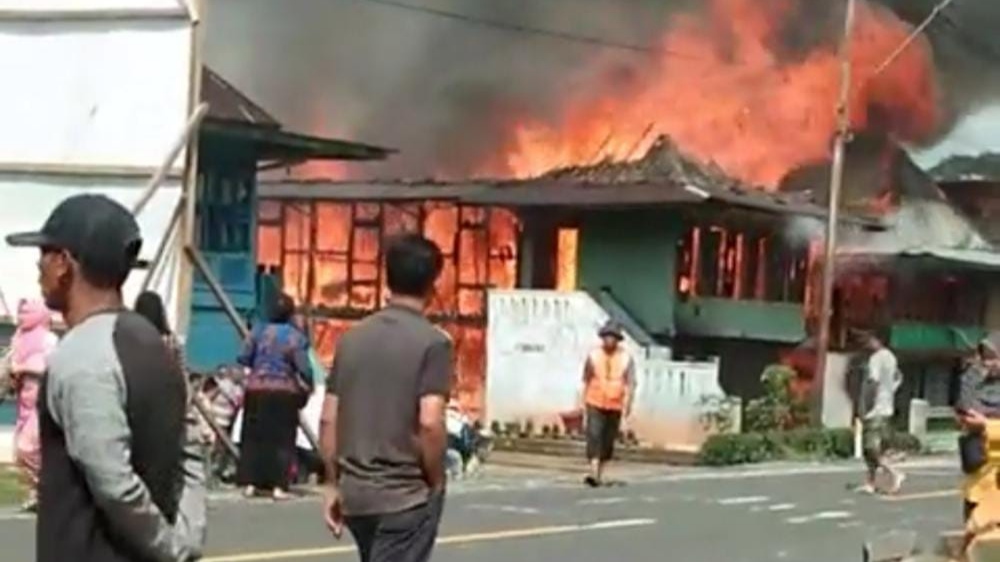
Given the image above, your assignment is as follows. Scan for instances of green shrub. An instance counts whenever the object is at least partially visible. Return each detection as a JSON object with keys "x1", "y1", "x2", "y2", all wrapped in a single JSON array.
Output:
[
  {"x1": 698, "y1": 427, "x2": 919, "y2": 466},
  {"x1": 698, "y1": 433, "x2": 780, "y2": 466},
  {"x1": 744, "y1": 364, "x2": 810, "y2": 432},
  {"x1": 823, "y1": 428, "x2": 856, "y2": 459}
]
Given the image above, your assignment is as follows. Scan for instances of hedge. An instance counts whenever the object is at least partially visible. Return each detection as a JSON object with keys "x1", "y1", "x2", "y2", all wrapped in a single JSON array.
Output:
[{"x1": 698, "y1": 427, "x2": 922, "y2": 466}]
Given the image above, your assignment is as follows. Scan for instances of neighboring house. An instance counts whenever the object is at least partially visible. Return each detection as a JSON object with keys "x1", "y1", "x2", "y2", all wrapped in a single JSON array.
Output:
[{"x1": 785, "y1": 135, "x2": 1000, "y2": 410}]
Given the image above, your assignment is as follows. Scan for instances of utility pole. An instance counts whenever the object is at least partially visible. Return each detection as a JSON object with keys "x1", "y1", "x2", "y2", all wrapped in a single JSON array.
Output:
[{"x1": 814, "y1": 0, "x2": 857, "y2": 428}]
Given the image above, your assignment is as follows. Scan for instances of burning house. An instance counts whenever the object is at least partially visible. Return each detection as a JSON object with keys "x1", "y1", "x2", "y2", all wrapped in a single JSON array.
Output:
[{"x1": 255, "y1": 136, "x2": 880, "y2": 436}]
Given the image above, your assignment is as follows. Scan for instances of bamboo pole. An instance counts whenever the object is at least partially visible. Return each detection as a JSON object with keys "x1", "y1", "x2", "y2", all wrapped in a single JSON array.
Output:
[
  {"x1": 132, "y1": 102, "x2": 210, "y2": 216},
  {"x1": 173, "y1": 0, "x2": 204, "y2": 339},
  {"x1": 184, "y1": 246, "x2": 323, "y2": 453},
  {"x1": 814, "y1": 0, "x2": 857, "y2": 430},
  {"x1": 140, "y1": 200, "x2": 184, "y2": 294}
]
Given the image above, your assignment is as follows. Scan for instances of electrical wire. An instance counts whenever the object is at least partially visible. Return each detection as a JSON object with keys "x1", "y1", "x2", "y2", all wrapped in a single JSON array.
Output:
[{"x1": 353, "y1": 0, "x2": 707, "y2": 59}]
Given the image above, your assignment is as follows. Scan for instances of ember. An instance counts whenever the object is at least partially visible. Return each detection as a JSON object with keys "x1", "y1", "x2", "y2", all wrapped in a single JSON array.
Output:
[{"x1": 493, "y1": 0, "x2": 941, "y2": 188}]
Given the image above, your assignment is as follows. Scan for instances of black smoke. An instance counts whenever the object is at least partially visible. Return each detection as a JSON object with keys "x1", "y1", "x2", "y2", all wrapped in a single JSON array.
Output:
[{"x1": 203, "y1": 0, "x2": 1000, "y2": 178}]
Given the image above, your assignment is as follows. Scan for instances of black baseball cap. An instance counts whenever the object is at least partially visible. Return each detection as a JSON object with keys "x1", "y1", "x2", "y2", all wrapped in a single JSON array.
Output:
[{"x1": 5, "y1": 194, "x2": 143, "y2": 277}]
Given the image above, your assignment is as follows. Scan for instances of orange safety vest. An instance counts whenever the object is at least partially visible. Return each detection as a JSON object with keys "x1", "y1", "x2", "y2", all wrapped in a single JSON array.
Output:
[{"x1": 584, "y1": 347, "x2": 630, "y2": 411}]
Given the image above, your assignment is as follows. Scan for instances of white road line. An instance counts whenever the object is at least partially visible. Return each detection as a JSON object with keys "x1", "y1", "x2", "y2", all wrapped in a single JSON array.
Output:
[
  {"x1": 767, "y1": 503, "x2": 797, "y2": 512},
  {"x1": 578, "y1": 497, "x2": 628, "y2": 505},
  {"x1": 644, "y1": 459, "x2": 955, "y2": 485},
  {"x1": 202, "y1": 518, "x2": 658, "y2": 562},
  {"x1": 466, "y1": 504, "x2": 541, "y2": 515},
  {"x1": 786, "y1": 511, "x2": 853, "y2": 525},
  {"x1": 717, "y1": 495, "x2": 769, "y2": 506}
]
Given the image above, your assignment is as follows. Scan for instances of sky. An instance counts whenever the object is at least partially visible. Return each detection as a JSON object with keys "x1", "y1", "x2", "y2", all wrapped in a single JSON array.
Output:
[{"x1": 911, "y1": 105, "x2": 1000, "y2": 168}]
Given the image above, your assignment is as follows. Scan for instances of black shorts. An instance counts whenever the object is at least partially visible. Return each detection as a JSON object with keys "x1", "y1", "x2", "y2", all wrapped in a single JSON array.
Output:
[
  {"x1": 345, "y1": 492, "x2": 445, "y2": 562},
  {"x1": 586, "y1": 406, "x2": 622, "y2": 462}
]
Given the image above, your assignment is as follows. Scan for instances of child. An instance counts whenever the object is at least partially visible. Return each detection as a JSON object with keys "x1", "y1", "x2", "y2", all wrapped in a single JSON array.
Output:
[{"x1": 198, "y1": 365, "x2": 246, "y2": 484}]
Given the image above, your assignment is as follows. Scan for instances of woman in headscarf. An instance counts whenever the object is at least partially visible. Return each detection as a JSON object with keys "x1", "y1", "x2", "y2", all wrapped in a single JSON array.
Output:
[
  {"x1": 9, "y1": 299, "x2": 58, "y2": 512},
  {"x1": 236, "y1": 293, "x2": 313, "y2": 501},
  {"x1": 957, "y1": 331, "x2": 1000, "y2": 521}
]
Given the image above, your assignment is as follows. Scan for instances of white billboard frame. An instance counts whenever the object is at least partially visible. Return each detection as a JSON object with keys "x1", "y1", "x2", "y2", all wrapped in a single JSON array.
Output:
[{"x1": 0, "y1": 1, "x2": 200, "y2": 333}]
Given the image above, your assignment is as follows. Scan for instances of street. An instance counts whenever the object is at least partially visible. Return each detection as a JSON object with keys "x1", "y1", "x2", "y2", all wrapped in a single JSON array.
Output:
[{"x1": 0, "y1": 457, "x2": 962, "y2": 562}]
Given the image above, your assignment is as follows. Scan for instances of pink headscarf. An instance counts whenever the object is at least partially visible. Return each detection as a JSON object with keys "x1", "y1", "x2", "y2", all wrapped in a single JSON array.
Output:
[{"x1": 11, "y1": 299, "x2": 55, "y2": 374}]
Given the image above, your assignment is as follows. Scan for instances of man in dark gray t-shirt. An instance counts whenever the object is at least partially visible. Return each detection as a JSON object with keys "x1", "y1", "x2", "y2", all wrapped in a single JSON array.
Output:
[{"x1": 320, "y1": 234, "x2": 451, "y2": 562}]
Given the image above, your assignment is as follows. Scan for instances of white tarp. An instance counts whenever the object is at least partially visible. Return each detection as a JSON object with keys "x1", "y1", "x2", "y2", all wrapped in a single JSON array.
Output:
[
  {"x1": 0, "y1": 13, "x2": 192, "y2": 169},
  {"x1": 0, "y1": 177, "x2": 182, "y2": 325}
]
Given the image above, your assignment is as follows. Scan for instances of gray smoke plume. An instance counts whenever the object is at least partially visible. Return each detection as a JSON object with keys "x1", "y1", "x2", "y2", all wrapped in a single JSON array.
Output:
[{"x1": 203, "y1": 0, "x2": 1000, "y2": 179}]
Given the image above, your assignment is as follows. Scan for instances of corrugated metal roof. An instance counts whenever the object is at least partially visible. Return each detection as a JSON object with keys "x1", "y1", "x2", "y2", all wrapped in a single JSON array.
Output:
[{"x1": 202, "y1": 67, "x2": 280, "y2": 128}]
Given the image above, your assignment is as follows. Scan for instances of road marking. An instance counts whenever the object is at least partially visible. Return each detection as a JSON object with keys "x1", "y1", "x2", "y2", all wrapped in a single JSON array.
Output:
[
  {"x1": 201, "y1": 518, "x2": 657, "y2": 562},
  {"x1": 578, "y1": 496, "x2": 628, "y2": 505},
  {"x1": 882, "y1": 489, "x2": 956, "y2": 502},
  {"x1": 466, "y1": 504, "x2": 541, "y2": 514},
  {"x1": 767, "y1": 503, "x2": 797, "y2": 512},
  {"x1": 644, "y1": 458, "x2": 955, "y2": 485},
  {"x1": 786, "y1": 511, "x2": 853, "y2": 525},
  {"x1": 717, "y1": 495, "x2": 769, "y2": 506}
]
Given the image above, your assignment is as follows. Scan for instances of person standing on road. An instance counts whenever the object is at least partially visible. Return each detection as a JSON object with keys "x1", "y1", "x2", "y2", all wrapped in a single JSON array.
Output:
[
  {"x1": 857, "y1": 329, "x2": 905, "y2": 495},
  {"x1": 581, "y1": 321, "x2": 636, "y2": 488},
  {"x1": 6, "y1": 193, "x2": 204, "y2": 562},
  {"x1": 236, "y1": 292, "x2": 314, "y2": 501},
  {"x1": 319, "y1": 233, "x2": 451, "y2": 562},
  {"x1": 7, "y1": 299, "x2": 58, "y2": 512}
]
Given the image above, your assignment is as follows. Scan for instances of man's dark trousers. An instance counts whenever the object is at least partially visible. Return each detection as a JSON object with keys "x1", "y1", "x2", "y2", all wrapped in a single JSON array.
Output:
[{"x1": 346, "y1": 492, "x2": 445, "y2": 562}]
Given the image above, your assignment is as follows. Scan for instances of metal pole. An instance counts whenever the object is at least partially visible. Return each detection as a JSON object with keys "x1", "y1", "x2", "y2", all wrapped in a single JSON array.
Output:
[
  {"x1": 814, "y1": 0, "x2": 857, "y2": 426},
  {"x1": 184, "y1": 246, "x2": 323, "y2": 453}
]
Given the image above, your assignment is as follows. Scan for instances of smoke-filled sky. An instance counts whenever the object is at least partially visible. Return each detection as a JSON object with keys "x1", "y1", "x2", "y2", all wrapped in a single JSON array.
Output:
[{"x1": 202, "y1": 0, "x2": 1000, "y2": 177}]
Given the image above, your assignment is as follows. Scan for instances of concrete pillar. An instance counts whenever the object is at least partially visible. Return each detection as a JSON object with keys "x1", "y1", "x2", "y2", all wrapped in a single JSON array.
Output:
[{"x1": 909, "y1": 398, "x2": 930, "y2": 440}]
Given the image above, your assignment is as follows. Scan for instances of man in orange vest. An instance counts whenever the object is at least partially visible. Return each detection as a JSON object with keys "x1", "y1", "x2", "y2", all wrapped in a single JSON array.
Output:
[{"x1": 582, "y1": 321, "x2": 636, "y2": 488}]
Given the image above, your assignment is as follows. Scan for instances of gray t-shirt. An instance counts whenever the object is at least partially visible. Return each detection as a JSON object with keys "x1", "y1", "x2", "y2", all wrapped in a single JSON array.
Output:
[
  {"x1": 327, "y1": 305, "x2": 453, "y2": 516},
  {"x1": 44, "y1": 312, "x2": 205, "y2": 561}
]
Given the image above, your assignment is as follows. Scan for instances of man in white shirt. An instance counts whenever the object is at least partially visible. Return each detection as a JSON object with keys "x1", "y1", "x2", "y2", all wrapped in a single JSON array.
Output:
[{"x1": 858, "y1": 330, "x2": 905, "y2": 495}]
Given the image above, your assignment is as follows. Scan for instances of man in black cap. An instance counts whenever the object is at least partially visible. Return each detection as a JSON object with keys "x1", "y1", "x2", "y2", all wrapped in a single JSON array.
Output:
[
  {"x1": 580, "y1": 320, "x2": 636, "y2": 487},
  {"x1": 6, "y1": 194, "x2": 204, "y2": 562}
]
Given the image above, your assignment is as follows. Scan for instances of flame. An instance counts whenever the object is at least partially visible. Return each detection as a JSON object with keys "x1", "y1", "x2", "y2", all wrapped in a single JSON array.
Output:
[{"x1": 492, "y1": 0, "x2": 941, "y2": 187}]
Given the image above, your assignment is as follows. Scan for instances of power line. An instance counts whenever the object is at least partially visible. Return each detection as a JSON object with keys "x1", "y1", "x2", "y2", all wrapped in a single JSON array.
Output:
[
  {"x1": 872, "y1": 0, "x2": 962, "y2": 76},
  {"x1": 355, "y1": 0, "x2": 705, "y2": 59}
]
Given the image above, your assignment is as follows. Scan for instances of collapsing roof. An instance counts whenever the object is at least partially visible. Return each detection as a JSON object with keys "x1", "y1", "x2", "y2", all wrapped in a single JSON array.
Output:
[
  {"x1": 201, "y1": 67, "x2": 394, "y2": 163},
  {"x1": 779, "y1": 134, "x2": 996, "y2": 268}
]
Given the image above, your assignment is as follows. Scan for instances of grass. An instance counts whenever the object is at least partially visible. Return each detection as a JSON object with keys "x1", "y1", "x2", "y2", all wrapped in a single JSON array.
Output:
[{"x1": 0, "y1": 466, "x2": 24, "y2": 507}]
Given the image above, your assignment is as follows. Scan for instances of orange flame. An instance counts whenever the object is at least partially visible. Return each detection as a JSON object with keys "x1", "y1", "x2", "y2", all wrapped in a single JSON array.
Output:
[{"x1": 494, "y1": 0, "x2": 940, "y2": 187}]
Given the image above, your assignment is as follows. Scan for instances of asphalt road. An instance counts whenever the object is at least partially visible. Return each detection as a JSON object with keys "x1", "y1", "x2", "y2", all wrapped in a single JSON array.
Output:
[{"x1": 0, "y1": 458, "x2": 963, "y2": 562}]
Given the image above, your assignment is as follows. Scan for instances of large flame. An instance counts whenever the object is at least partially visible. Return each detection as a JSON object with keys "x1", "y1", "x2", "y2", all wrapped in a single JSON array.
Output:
[{"x1": 496, "y1": 0, "x2": 941, "y2": 187}]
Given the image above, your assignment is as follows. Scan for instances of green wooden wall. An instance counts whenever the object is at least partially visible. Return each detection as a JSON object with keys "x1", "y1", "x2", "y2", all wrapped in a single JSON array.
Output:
[
  {"x1": 577, "y1": 210, "x2": 681, "y2": 336},
  {"x1": 574, "y1": 209, "x2": 806, "y2": 343},
  {"x1": 675, "y1": 298, "x2": 806, "y2": 343}
]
